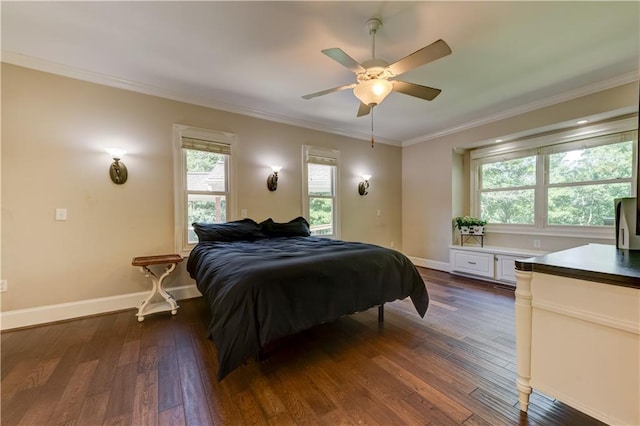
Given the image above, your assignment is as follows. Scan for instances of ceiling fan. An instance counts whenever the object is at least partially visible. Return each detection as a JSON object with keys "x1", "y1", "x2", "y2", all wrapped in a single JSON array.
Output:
[{"x1": 302, "y1": 18, "x2": 452, "y2": 118}]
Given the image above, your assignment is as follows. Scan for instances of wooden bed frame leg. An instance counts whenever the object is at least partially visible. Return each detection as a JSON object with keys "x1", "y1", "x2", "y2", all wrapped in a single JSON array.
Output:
[{"x1": 378, "y1": 304, "x2": 384, "y2": 322}]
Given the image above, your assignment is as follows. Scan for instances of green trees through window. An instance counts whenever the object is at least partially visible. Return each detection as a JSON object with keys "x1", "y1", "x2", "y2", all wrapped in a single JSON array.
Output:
[
  {"x1": 307, "y1": 163, "x2": 335, "y2": 235},
  {"x1": 481, "y1": 156, "x2": 536, "y2": 224},
  {"x1": 547, "y1": 142, "x2": 632, "y2": 226},
  {"x1": 478, "y1": 139, "x2": 634, "y2": 228},
  {"x1": 186, "y1": 150, "x2": 228, "y2": 243}
]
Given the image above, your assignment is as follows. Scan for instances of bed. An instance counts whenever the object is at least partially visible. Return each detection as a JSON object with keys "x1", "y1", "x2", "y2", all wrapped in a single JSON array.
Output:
[{"x1": 187, "y1": 217, "x2": 429, "y2": 380}]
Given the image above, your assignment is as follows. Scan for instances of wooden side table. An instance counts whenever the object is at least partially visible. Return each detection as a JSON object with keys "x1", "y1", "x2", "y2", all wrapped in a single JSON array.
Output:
[{"x1": 132, "y1": 254, "x2": 183, "y2": 322}]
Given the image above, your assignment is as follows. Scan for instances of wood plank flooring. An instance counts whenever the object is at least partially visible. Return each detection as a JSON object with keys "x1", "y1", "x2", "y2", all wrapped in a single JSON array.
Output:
[{"x1": 1, "y1": 268, "x2": 605, "y2": 425}]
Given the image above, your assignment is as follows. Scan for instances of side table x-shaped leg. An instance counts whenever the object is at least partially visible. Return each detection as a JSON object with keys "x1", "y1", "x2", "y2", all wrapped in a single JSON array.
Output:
[{"x1": 131, "y1": 254, "x2": 183, "y2": 322}]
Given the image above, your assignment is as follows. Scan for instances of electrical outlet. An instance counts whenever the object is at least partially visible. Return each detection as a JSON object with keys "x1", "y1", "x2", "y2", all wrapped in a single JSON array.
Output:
[
  {"x1": 534, "y1": 239, "x2": 541, "y2": 249},
  {"x1": 241, "y1": 209, "x2": 248, "y2": 218},
  {"x1": 0, "y1": 280, "x2": 7, "y2": 292},
  {"x1": 390, "y1": 241, "x2": 394, "y2": 248}
]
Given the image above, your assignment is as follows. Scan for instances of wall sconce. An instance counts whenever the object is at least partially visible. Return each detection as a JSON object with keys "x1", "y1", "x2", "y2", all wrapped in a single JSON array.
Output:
[
  {"x1": 108, "y1": 149, "x2": 128, "y2": 185},
  {"x1": 267, "y1": 165, "x2": 281, "y2": 191},
  {"x1": 358, "y1": 174, "x2": 371, "y2": 196}
]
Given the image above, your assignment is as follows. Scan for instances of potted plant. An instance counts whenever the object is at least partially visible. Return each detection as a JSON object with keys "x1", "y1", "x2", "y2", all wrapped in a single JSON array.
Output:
[
  {"x1": 471, "y1": 218, "x2": 487, "y2": 235},
  {"x1": 453, "y1": 216, "x2": 487, "y2": 235}
]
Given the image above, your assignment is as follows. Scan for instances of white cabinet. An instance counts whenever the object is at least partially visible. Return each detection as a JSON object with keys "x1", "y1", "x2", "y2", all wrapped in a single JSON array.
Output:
[
  {"x1": 496, "y1": 255, "x2": 521, "y2": 283},
  {"x1": 450, "y1": 250, "x2": 494, "y2": 278},
  {"x1": 515, "y1": 246, "x2": 640, "y2": 426},
  {"x1": 449, "y1": 246, "x2": 544, "y2": 285}
]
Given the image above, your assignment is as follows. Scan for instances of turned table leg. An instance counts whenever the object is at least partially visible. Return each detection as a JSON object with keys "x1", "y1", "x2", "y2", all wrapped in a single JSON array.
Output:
[{"x1": 515, "y1": 268, "x2": 533, "y2": 411}]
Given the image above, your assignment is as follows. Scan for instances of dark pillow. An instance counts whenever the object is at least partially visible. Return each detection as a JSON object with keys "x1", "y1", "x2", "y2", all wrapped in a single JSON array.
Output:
[
  {"x1": 260, "y1": 217, "x2": 311, "y2": 237},
  {"x1": 192, "y1": 218, "x2": 266, "y2": 242}
]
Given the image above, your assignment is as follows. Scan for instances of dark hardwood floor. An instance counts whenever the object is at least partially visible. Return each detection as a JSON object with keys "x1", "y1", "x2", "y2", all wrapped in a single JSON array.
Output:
[{"x1": 1, "y1": 268, "x2": 605, "y2": 425}]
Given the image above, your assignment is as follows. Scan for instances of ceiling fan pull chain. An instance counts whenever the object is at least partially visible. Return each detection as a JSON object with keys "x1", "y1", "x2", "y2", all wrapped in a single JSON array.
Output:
[{"x1": 370, "y1": 106, "x2": 375, "y2": 148}]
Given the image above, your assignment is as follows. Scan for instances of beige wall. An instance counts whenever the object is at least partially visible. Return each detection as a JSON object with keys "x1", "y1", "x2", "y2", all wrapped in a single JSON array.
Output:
[
  {"x1": 402, "y1": 81, "x2": 639, "y2": 264},
  {"x1": 2, "y1": 62, "x2": 637, "y2": 312},
  {"x1": 1, "y1": 64, "x2": 402, "y2": 311},
  {"x1": 450, "y1": 150, "x2": 464, "y2": 246}
]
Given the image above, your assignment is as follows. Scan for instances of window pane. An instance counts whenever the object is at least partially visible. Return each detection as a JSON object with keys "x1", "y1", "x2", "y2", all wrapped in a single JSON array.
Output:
[
  {"x1": 308, "y1": 163, "x2": 333, "y2": 196},
  {"x1": 481, "y1": 156, "x2": 536, "y2": 189},
  {"x1": 547, "y1": 182, "x2": 630, "y2": 226},
  {"x1": 549, "y1": 141, "x2": 633, "y2": 184},
  {"x1": 309, "y1": 197, "x2": 333, "y2": 235},
  {"x1": 481, "y1": 190, "x2": 535, "y2": 224},
  {"x1": 186, "y1": 150, "x2": 226, "y2": 192},
  {"x1": 187, "y1": 194, "x2": 227, "y2": 243}
]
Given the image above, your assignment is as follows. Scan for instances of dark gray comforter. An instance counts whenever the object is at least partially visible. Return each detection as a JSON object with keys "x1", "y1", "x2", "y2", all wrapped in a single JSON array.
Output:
[{"x1": 187, "y1": 236, "x2": 429, "y2": 380}]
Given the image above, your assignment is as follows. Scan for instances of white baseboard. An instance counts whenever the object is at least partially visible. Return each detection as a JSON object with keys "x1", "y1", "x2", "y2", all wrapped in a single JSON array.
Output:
[
  {"x1": 408, "y1": 256, "x2": 451, "y2": 272},
  {"x1": 0, "y1": 285, "x2": 201, "y2": 331}
]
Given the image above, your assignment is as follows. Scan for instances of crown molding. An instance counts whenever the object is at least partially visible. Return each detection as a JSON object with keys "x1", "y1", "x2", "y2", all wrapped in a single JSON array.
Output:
[
  {"x1": 402, "y1": 71, "x2": 640, "y2": 147},
  {"x1": 1, "y1": 50, "x2": 401, "y2": 147},
  {"x1": 3, "y1": 50, "x2": 635, "y2": 149}
]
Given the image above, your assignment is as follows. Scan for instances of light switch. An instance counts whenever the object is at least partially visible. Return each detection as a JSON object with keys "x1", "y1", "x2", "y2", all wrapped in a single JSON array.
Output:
[{"x1": 55, "y1": 208, "x2": 67, "y2": 221}]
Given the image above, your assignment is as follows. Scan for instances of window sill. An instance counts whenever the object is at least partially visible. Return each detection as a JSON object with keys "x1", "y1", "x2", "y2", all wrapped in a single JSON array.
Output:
[
  {"x1": 177, "y1": 247, "x2": 194, "y2": 258},
  {"x1": 486, "y1": 225, "x2": 615, "y2": 241}
]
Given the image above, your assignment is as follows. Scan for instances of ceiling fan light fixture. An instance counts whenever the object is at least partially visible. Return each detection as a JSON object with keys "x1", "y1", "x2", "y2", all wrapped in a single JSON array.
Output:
[{"x1": 353, "y1": 79, "x2": 393, "y2": 106}]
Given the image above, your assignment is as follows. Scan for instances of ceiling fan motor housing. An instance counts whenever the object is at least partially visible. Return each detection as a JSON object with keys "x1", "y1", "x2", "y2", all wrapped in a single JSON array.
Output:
[{"x1": 359, "y1": 59, "x2": 392, "y2": 81}]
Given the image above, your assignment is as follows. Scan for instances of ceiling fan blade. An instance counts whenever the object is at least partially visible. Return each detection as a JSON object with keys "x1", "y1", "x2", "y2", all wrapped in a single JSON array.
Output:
[
  {"x1": 302, "y1": 83, "x2": 356, "y2": 100},
  {"x1": 387, "y1": 39, "x2": 452, "y2": 77},
  {"x1": 357, "y1": 102, "x2": 371, "y2": 117},
  {"x1": 322, "y1": 48, "x2": 366, "y2": 74},
  {"x1": 392, "y1": 81, "x2": 442, "y2": 101}
]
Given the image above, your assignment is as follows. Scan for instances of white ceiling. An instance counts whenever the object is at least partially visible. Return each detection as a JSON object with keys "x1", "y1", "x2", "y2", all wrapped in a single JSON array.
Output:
[{"x1": 2, "y1": 1, "x2": 639, "y2": 146}]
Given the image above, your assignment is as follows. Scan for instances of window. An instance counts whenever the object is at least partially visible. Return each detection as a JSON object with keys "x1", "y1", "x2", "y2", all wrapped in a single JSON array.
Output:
[
  {"x1": 471, "y1": 119, "x2": 637, "y2": 235},
  {"x1": 303, "y1": 145, "x2": 339, "y2": 237},
  {"x1": 546, "y1": 141, "x2": 633, "y2": 226},
  {"x1": 480, "y1": 155, "x2": 536, "y2": 225},
  {"x1": 173, "y1": 125, "x2": 236, "y2": 254}
]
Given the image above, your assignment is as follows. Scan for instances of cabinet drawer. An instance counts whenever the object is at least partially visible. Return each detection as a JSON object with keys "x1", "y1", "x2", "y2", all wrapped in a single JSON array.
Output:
[{"x1": 451, "y1": 250, "x2": 494, "y2": 278}]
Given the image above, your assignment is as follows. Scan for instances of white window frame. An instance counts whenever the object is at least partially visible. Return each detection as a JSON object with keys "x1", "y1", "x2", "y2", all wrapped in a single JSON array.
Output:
[
  {"x1": 302, "y1": 145, "x2": 340, "y2": 238},
  {"x1": 476, "y1": 151, "x2": 538, "y2": 227},
  {"x1": 173, "y1": 124, "x2": 237, "y2": 255},
  {"x1": 470, "y1": 117, "x2": 637, "y2": 238}
]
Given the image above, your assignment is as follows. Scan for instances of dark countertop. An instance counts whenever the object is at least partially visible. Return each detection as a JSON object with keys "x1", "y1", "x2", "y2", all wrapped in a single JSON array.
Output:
[{"x1": 515, "y1": 243, "x2": 640, "y2": 289}]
